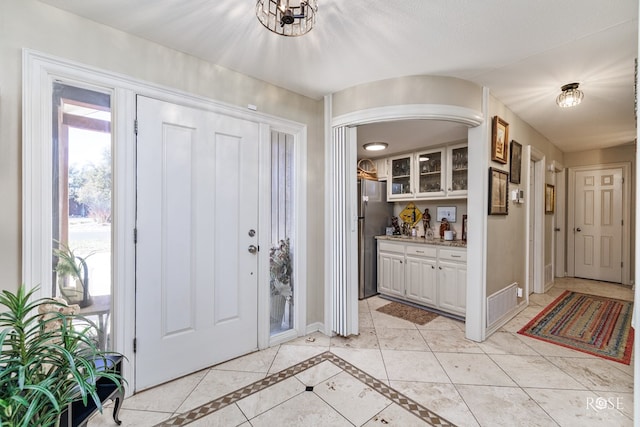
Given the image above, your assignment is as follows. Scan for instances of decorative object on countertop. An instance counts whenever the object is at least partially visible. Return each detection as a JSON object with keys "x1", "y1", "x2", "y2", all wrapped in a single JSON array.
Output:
[
  {"x1": 425, "y1": 227, "x2": 435, "y2": 240},
  {"x1": 391, "y1": 216, "x2": 401, "y2": 235},
  {"x1": 399, "y1": 202, "x2": 422, "y2": 226},
  {"x1": 439, "y1": 218, "x2": 450, "y2": 239},
  {"x1": 357, "y1": 158, "x2": 378, "y2": 181},
  {"x1": 423, "y1": 208, "x2": 431, "y2": 231}
]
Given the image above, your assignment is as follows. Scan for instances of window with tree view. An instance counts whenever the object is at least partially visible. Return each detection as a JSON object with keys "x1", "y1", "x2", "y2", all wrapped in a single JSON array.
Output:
[{"x1": 51, "y1": 83, "x2": 113, "y2": 351}]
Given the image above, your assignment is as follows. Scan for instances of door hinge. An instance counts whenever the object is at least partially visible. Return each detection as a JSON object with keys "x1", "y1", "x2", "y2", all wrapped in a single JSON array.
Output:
[
  {"x1": 133, "y1": 338, "x2": 137, "y2": 353},
  {"x1": 621, "y1": 219, "x2": 624, "y2": 226},
  {"x1": 621, "y1": 262, "x2": 624, "y2": 268},
  {"x1": 134, "y1": 228, "x2": 138, "y2": 244},
  {"x1": 134, "y1": 119, "x2": 138, "y2": 135}
]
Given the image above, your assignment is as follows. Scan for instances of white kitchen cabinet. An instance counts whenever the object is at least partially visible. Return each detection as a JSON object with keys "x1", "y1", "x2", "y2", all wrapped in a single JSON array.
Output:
[
  {"x1": 415, "y1": 148, "x2": 445, "y2": 198},
  {"x1": 385, "y1": 143, "x2": 467, "y2": 201},
  {"x1": 377, "y1": 243, "x2": 405, "y2": 298},
  {"x1": 445, "y1": 143, "x2": 468, "y2": 198},
  {"x1": 375, "y1": 158, "x2": 388, "y2": 181},
  {"x1": 388, "y1": 154, "x2": 413, "y2": 199},
  {"x1": 438, "y1": 259, "x2": 467, "y2": 316},
  {"x1": 376, "y1": 239, "x2": 465, "y2": 317},
  {"x1": 405, "y1": 255, "x2": 437, "y2": 306}
]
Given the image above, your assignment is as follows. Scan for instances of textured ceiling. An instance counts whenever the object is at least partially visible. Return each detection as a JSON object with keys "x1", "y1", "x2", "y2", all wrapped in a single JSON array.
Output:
[{"x1": 40, "y1": 0, "x2": 638, "y2": 153}]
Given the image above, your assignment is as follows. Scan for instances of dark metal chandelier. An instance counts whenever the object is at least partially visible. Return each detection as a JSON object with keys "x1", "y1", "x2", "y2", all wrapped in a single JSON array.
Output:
[{"x1": 256, "y1": 0, "x2": 318, "y2": 37}]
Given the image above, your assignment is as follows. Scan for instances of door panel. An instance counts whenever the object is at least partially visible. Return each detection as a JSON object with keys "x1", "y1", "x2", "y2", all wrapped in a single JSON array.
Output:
[
  {"x1": 574, "y1": 169, "x2": 622, "y2": 283},
  {"x1": 136, "y1": 96, "x2": 259, "y2": 390}
]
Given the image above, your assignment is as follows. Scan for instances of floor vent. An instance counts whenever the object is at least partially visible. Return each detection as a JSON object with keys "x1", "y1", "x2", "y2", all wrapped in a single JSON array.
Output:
[{"x1": 487, "y1": 283, "x2": 518, "y2": 328}]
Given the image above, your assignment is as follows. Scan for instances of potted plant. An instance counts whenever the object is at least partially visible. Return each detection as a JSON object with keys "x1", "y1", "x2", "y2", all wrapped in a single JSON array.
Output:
[
  {"x1": 0, "y1": 285, "x2": 124, "y2": 427},
  {"x1": 53, "y1": 241, "x2": 93, "y2": 308},
  {"x1": 269, "y1": 238, "x2": 293, "y2": 330}
]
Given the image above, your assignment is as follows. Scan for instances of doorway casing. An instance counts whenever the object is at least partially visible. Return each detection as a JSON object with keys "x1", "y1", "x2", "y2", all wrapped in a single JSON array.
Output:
[
  {"x1": 324, "y1": 98, "x2": 485, "y2": 341},
  {"x1": 22, "y1": 49, "x2": 308, "y2": 393}
]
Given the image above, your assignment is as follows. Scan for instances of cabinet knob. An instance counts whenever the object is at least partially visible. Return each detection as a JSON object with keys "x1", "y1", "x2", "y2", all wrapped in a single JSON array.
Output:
[
  {"x1": 431, "y1": 265, "x2": 435, "y2": 269},
  {"x1": 439, "y1": 266, "x2": 443, "y2": 270}
]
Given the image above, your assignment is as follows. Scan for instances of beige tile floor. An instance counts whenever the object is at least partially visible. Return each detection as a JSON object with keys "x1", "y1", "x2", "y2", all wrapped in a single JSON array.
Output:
[{"x1": 89, "y1": 278, "x2": 634, "y2": 427}]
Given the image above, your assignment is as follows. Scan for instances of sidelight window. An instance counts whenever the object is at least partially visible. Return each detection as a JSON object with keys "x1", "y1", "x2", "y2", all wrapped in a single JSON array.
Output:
[{"x1": 51, "y1": 82, "x2": 113, "y2": 351}]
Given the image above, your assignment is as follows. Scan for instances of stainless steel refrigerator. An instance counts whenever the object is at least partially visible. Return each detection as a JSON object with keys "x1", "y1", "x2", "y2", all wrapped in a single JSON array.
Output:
[{"x1": 358, "y1": 179, "x2": 393, "y2": 299}]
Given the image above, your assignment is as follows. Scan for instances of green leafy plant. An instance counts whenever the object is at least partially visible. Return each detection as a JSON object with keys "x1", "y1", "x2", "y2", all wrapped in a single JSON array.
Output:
[
  {"x1": 0, "y1": 286, "x2": 124, "y2": 427},
  {"x1": 52, "y1": 241, "x2": 94, "y2": 308}
]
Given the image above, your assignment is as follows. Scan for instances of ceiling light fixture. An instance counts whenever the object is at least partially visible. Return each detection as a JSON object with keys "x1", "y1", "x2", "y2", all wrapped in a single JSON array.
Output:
[
  {"x1": 556, "y1": 82, "x2": 584, "y2": 108},
  {"x1": 256, "y1": 0, "x2": 317, "y2": 37},
  {"x1": 363, "y1": 142, "x2": 388, "y2": 151}
]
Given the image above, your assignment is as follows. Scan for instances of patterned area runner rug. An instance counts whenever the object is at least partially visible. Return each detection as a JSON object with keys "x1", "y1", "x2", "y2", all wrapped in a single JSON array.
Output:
[
  {"x1": 377, "y1": 301, "x2": 439, "y2": 325},
  {"x1": 518, "y1": 291, "x2": 634, "y2": 364}
]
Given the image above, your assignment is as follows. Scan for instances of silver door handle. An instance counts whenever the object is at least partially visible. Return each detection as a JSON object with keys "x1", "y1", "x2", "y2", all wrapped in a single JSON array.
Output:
[
  {"x1": 248, "y1": 245, "x2": 258, "y2": 254},
  {"x1": 576, "y1": 228, "x2": 582, "y2": 232}
]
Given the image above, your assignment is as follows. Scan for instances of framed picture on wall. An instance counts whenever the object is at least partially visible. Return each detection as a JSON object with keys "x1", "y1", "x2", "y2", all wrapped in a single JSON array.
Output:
[
  {"x1": 545, "y1": 184, "x2": 555, "y2": 213},
  {"x1": 509, "y1": 140, "x2": 522, "y2": 184},
  {"x1": 491, "y1": 116, "x2": 509, "y2": 164},
  {"x1": 488, "y1": 167, "x2": 509, "y2": 215}
]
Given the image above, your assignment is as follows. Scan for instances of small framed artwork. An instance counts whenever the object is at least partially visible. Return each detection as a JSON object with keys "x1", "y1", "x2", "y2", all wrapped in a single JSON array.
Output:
[
  {"x1": 545, "y1": 184, "x2": 555, "y2": 213},
  {"x1": 488, "y1": 167, "x2": 509, "y2": 215},
  {"x1": 436, "y1": 206, "x2": 457, "y2": 223},
  {"x1": 509, "y1": 140, "x2": 522, "y2": 184},
  {"x1": 462, "y1": 214, "x2": 468, "y2": 241},
  {"x1": 491, "y1": 116, "x2": 509, "y2": 164}
]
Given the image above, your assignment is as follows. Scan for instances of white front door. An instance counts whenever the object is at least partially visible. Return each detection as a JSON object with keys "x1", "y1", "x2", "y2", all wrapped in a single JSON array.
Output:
[
  {"x1": 135, "y1": 96, "x2": 260, "y2": 390},
  {"x1": 574, "y1": 168, "x2": 623, "y2": 283}
]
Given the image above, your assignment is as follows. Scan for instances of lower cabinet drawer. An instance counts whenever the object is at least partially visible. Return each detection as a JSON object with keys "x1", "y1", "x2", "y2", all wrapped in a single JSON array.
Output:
[
  {"x1": 439, "y1": 249, "x2": 466, "y2": 262},
  {"x1": 405, "y1": 245, "x2": 437, "y2": 257}
]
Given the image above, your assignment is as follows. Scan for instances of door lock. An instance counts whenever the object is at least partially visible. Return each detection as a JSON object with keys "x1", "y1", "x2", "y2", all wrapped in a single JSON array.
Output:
[
  {"x1": 576, "y1": 227, "x2": 582, "y2": 232},
  {"x1": 248, "y1": 245, "x2": 258, "y2": 254},
  {"x1": 248, "y1": 229, "x2": 256, "y2": 237}
]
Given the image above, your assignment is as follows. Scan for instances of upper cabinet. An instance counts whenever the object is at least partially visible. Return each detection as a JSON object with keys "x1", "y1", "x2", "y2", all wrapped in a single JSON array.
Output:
[
  {"x1": 386, "y1": 143, "x2": 467, "y2": 201},
  {"x1": 415, "y1": 148, "x2": 445, "y2": 198},
  {"x1": 446, "y1": 143, "x2": 468, "y2": 197},
  {"x1": 388, "y1": 154, "x2": 413, "y2": 199}
]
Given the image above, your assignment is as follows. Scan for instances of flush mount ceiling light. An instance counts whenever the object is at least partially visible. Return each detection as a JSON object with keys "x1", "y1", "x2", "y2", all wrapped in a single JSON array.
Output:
[
  {"x1": 363, "y1": 142, "x2": 388, "y2": 151},
  {"x1": 256, "y1": 0, "x2": 318, "y2": 37},
  {"x1": 556, "y1": 82, "x2": 584, "y2": 108}
]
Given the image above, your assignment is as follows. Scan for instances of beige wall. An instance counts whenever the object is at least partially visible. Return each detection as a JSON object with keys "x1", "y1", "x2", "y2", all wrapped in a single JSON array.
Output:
[
  {"x1": 331, "y1": 75, "x2": 483, "y2": 117},
  {"x1": 0, "y1": 1, "x2": 325, "y2": 323},
  {"x1": 486, "y1": 96, "x2": 564, "y2": 296}
]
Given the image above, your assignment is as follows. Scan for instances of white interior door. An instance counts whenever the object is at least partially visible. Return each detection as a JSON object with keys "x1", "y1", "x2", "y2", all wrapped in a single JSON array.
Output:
[
  {"x1": 574, "y1": 168, "x2": 623, "y2": 283},
  {"x1": 135, "y1": 96, "x2": 260, "y2": 390}
]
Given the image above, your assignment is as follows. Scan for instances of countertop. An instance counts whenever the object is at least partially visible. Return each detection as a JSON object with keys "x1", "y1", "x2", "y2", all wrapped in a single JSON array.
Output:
[{"x1": 375, "y1": 235, "x2": 467, "y2": 248}]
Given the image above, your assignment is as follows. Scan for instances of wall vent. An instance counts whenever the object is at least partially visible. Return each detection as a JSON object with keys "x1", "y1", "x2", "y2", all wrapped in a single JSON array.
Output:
[{"x1": 487, "y1": 283, "x2": 518, "y2": 328}]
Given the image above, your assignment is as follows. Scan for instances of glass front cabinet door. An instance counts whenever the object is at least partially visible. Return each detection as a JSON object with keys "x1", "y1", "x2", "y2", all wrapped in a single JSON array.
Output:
[
  {"x1": 446, "y1": 144, "x2": 468, "y2": 197},
  {"x1": 415, "y1": 148, "x2": 445, "y2": 198},
  {"x1": 388, "y1": 154, "x2": 413, "y2": 200}
]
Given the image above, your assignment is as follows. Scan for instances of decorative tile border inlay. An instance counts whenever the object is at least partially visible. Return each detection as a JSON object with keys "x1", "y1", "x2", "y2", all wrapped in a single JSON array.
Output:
[{"x1": 154, "y1": 351, "x2": 457, "y2": 427}]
